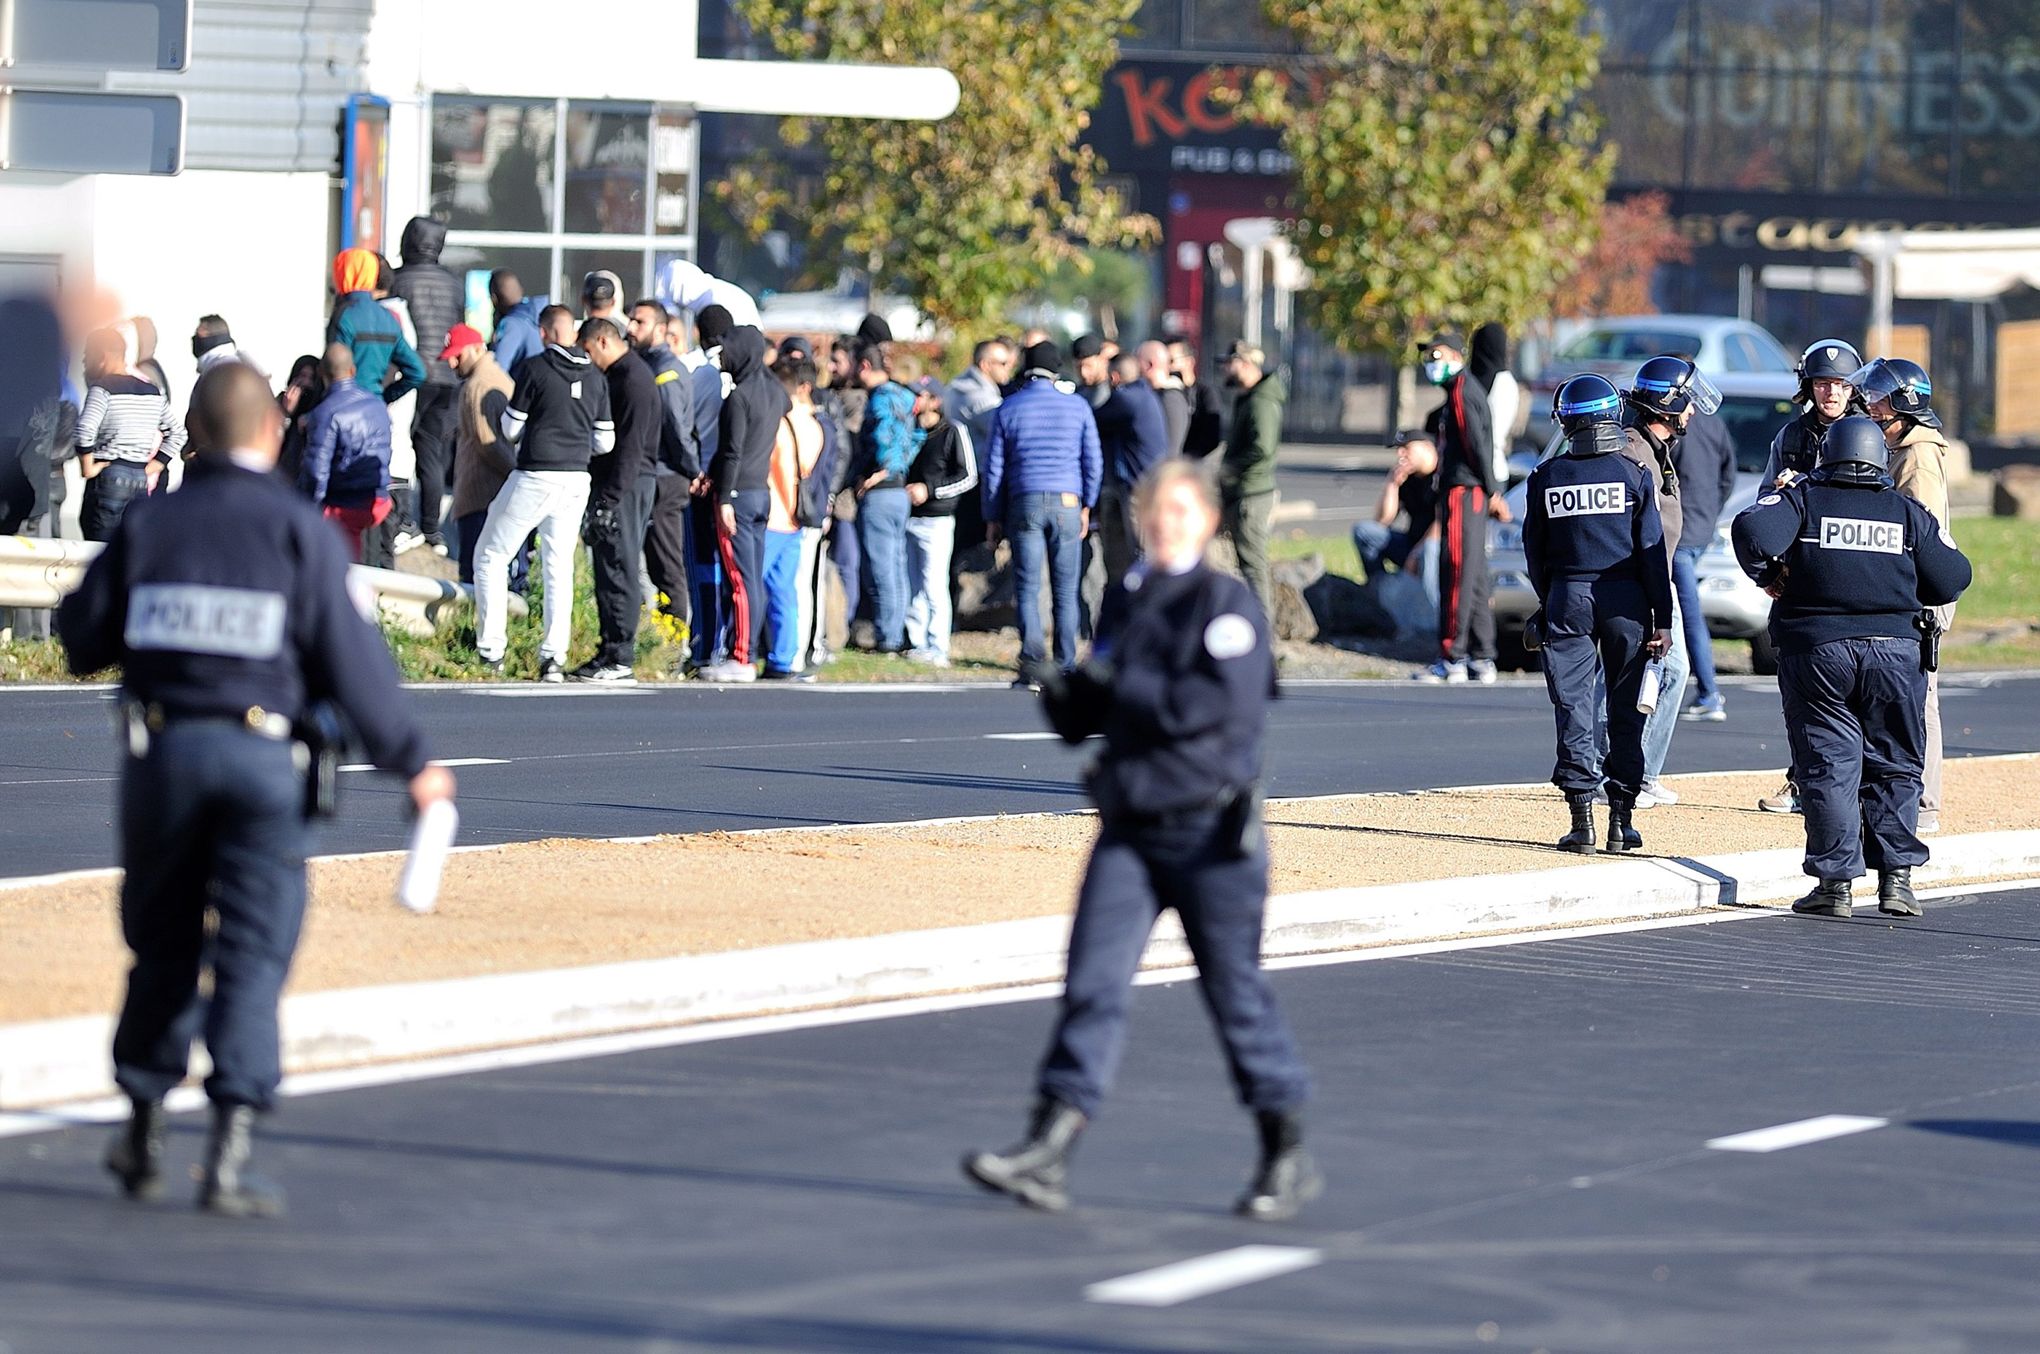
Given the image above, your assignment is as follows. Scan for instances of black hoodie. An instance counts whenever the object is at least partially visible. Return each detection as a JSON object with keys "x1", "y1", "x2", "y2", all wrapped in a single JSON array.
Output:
[
  {"x1": 390, "y1": 216, "x2": 463, "y2": 387},
  {"x1": 711, "y1": 326, "x2": 791, "y2": 503}
]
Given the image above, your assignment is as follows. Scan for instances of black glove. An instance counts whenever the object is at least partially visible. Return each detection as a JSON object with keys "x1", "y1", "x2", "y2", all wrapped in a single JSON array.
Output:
[{"x1": 1037, "y1": 660, "x2": 1111, "y2": 745}]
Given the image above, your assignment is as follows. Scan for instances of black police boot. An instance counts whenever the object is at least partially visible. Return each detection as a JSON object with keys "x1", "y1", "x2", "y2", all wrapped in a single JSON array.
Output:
[
  {"x1": 1878, "y1": 867, "x2": 1922, "y2": 918},
  {"x1": 1557, "y1": 793, "x2": 1598, "y2": 855},
  {"x1": 1236, "y1": 1110, "x2": 1325, "y2": 1222},
  {"x1": 197, "y1": 1104, "x2": 285, "y2": 1219},
  {"x1": 962, "y1": 1098, "x2": 1086, "y2": 1212},
  {"x1": 1791, "y1": 879, "x2": 1854, "y2": 918},
  {"x1": 104, "y1": 1098, "x2": 165, "y2": 1200},
  {"x1": 1604, "y1": 795, "x2": 1642, "y2": 854}
]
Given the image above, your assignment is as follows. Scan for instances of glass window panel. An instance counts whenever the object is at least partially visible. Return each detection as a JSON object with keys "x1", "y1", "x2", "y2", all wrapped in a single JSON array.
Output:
[
  {"x1": 653, "y1": 111, "x2": 695, "y2": 236},
  {"x1": 1593, "y1": 0, "x2": 1693, "y2": 68},
  {"x1": 564, "y1": 105, "x2": 651, "y2": 235},
  {"x1": 430, "y1": 99, "x2": 556, "y2": 233},
  {"x1": 1125, "y1": 0, "x2": 1181, "y2": 50},
  {"x1": 1598, "y1": 67, "x2": 1692, "y2": 188},
  {"x1": 1824, "y1": 0, "x2": 1959, "y2": 57},
  {"x1": 1693, "y1": 1, "x2": 1826, "y2": 75},
  {"x1": 439, "y1": 242, "x2": 553, "y2": 335},
  {"x1": 1820, "y1": 76, "x2": 1953, "y2": 194},
  {"x1": 1185, "y1": 0, "x2": 1286, "y2": 51},
  {"x1": 562, "y1": 247, "x2": 649, "y2": 311},
  {"x1": 1688, "y1": 73, "x2": 1822, "y2": 190}
]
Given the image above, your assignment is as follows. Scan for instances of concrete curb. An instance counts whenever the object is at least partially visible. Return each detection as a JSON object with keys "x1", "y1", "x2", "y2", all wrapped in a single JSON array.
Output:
[{"x1": 6, "y1": 829, "x2": 2038, "y2": 1109}]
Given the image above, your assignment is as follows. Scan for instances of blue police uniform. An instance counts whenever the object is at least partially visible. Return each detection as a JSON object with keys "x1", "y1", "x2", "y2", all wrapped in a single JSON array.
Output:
[
  {"x1": 1523, "y1": 423, "x2": 1673, "y2": 846},
  {"x1": 57, "y1": 454, "x2": 429, "y2": 1210},
  {"x1": 1732, "y1": 428, "x2": 1970, "y2": 914},
  {"x1": 964, "y1": 558, "x2": 1319, "y2": 1220}
]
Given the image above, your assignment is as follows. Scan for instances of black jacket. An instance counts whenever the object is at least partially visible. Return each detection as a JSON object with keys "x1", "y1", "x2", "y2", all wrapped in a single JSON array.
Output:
[
  {"x1": 502, "y1": 345, "x2": 614, "y2": 473},
  {"x1": 1732, "y1": 471, "x2": 1971, "y2": 656},
  {"x1": 592, "y1": 349, "x2": 659, "y2": 508},
  {"x1": 711, "y1": 327, "x2": 790, "y2": 502},
  {"x1": 1673, "y1": 409, "x2": 1738, "y2": 547},
  {"x1": 1183, "y1": 380, "x2": 1224, "y2": 458},
  {"x1": 1435, "y1": 371, "x2": 1496, "y2": 495},
  {"x1": 641, "y1": 343, "x2": 703, "y2": 479},
  {"x1": 906, "y1": 419, "x2": 978, "y2": 518},
  {"x1": 55, "y1": 458, "x2": 430, "y2": 776},
  {"x1": 390, "y1": 217, "x2": 463, "y2": 388}
]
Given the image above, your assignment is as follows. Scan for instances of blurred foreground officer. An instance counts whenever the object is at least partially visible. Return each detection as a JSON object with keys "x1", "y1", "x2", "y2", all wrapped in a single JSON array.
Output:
[
  {"x1": 1524, "y1": 376, "x2": 1673, "y2": 855},
  {"x1": 1731, "y1": 417, "x2": 1970, "y2": 920},
  {"x1": 964, "y1": 459, "x2": 1318, "y2": 1221},
  {"x1": 56, "y1": 363, "x2": 456, "y2": 1218}
]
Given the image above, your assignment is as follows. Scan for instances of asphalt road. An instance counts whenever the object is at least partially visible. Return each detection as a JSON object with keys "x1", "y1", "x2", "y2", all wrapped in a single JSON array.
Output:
[
  {"x1": 6, "y1": 885, "x2": 2040, "y2": 1352},
  {"x1": 5, "y1": 673, "x2": 2038, "y2": 878}
]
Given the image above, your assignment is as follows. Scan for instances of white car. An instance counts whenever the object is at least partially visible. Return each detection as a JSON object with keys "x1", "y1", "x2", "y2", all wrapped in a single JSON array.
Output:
[
  {"x1": 1488, "y1": 372, "x2": 1801, "y2": 673},
  {"x1": 1522, "y1": 314, "x2": 1795, "y2": 445}
]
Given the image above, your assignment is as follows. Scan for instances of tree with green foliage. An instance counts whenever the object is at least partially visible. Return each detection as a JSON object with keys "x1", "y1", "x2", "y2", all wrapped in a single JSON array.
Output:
[
  {"x1": 720, "y1": 0, "x2": 1157, "y2": 333},
  {"x1": 1237, "y1": 0, "x2": 1612, "y2": 354}
]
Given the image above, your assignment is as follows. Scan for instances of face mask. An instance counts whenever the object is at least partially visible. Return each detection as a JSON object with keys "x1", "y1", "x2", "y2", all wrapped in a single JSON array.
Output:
[{"x1": 1422, "y1": 359, "x2": 1460, "y2": 386}]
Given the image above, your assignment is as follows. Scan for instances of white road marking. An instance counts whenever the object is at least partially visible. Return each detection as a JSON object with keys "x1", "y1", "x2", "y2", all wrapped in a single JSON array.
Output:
[
  {"x1": 338, "y1": 757, "x2": 509, "y2": 772},
  {"x1": 1085, "y1": 1246, "x2": 1324, "y2": 1307},
  {"x1": 1705, "y1": 1114, "x2": 1889, "y2": 1153},
  {"x1": 983, "y1": 731, "x2": 1060, "y2": 741}
]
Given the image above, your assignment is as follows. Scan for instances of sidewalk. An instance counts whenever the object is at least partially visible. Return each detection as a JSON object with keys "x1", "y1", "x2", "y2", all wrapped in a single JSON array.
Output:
[{"x1": 6, "y1": 758, "x2": 2035, "y2": 1029}]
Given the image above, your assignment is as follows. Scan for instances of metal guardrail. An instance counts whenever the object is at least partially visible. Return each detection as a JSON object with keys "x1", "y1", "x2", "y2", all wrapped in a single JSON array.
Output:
[{"x1": 0, "y1": 535, "x2": 522, "y2": 639}]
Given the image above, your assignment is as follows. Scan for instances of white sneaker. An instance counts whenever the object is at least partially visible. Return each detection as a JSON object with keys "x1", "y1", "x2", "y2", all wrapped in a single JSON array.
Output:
[
  {"x1": 1468, "y1": 659, "x2": 1499, "y2": 685},
  {"x1": 701, "y1": 659, "x2": 757, "y2": 683},
  {"x1": 906, "y1": 647, "x2": 951, "y2": 668},
  {"x1": 1917, "y1": 811, "x2": 1940, "y2": 835},
  {"x1": 1414, "y1": 660, "x2": 1468, "y2": 685},
  {"x1": 392, "y1": 530, "x2": 426, "y2": 554},
  {"x1": 1641, "y1": 780, "x2": 1677, "y2": 806}
]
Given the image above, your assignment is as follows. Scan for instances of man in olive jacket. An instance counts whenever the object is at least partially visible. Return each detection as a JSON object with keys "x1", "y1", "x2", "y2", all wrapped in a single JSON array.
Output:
[{"x1": 1218, "y1": 341, "x2": 1286, "y2": 618}]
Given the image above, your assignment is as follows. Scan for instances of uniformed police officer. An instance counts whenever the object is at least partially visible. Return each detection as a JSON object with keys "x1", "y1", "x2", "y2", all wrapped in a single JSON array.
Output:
[
  {"x1": 1525, "y1": 375, "x2": 1673, "y2": 855},
  {"x1": 1755, "y1": 340, "x2": 1864, "y2": 817},
  {"x1": 963, "y1": 458, "x2": 1318, "y2": 1221},
  {"x1": 1853, "y1": 357, "x2": 1956, "y2": 835},
  {"x1": 1763, "y1": 338, "x2": 1864, "y2": 487},
  {"x1": 1731, "y1": 416, "x2": 1970, "y2": 919},
  {"x1": 55, "y1": 363, "x2": 455, "y2": 1218}
]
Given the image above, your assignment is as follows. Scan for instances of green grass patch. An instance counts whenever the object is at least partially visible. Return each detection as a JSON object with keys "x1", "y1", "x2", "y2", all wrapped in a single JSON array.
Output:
[{"x1": 1950, "y1": 518, "x2": 2040, "y2": 625}]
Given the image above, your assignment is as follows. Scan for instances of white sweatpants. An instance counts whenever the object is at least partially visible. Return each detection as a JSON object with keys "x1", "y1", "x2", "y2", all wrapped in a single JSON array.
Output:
[
  {"x1": 474, "y1": 469, "x2": 590, "y2": 663},
  {"x1": 904, "y1": 515, "x2": 956, "y2": 658}
]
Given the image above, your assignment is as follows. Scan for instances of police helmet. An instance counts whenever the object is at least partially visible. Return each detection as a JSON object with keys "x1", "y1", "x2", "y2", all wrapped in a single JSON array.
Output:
[
  {"x1": 1623, "y1": 355, "x2": 1722, "y2": 421},
  {"x1": 1849, "y1": 357, "x2": 1940, "y2": 430},
  {"x1": 1817, "y1": 415, "x2": 1891, "y2": 475},
  {"x1": 1552, "y1": 373, "x2": 1622, "y2": 434},
  {"x1": 1796, "y1": 338, "x2": 1862, "y2": 384}
]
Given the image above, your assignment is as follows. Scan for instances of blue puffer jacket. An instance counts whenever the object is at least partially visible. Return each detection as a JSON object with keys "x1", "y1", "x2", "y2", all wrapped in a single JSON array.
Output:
[
  {"x1": 493, "y1": 298, "x2": 546, "y2": 376},
  {"x1": 298, "y1": 377, "x2": 394, "y2": 509},
  {"x1": 983, "y1": 375, "x2": 1101, "y2": 520}
]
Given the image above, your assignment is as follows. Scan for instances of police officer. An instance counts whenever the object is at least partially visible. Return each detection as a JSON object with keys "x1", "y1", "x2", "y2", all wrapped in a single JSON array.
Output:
[
  {"x1": 55, "y1": 363, "x2": 455, "y2": 1218},
  {"x1": 1854, "y1": 357, "x2": 1956, "y2": 834},
  {"x1": 1525, "y1": 375, "x2": 1673, "y2": 854},
  {"x1": 1764, "y1": 339, "x2": 1864, "y2": 487},
  {"x1": 963, "y1": 458, "x2": 1318, "y2": 1221},
  {"x1": 1731, "y1": 416, "x2": 1970, "y2": 919}
]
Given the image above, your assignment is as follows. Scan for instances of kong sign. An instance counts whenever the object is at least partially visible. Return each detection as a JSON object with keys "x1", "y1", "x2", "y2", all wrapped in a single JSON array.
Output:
[{"x1": 1089, "y1": 59, "x2": 1297, "y2": 177}]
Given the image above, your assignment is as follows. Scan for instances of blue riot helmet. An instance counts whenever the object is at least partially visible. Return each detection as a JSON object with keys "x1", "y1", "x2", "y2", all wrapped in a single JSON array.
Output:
[
  {"x1": 1850, "y1": 357, "x2": 1940, "y2": 431},
  {"x1": 1551, "y1": 373, "x2": 1622, "y2": 435},
  {"x1": 1623, "y1": 355, "x2": 1722, "y2": 421}
]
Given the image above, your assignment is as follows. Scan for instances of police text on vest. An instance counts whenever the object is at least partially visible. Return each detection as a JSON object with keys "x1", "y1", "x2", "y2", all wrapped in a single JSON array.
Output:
[
  {"x1": 124, "y1": 585, "x2": 288, "y2": 660},
  {"x1": 1818, "y1": 517, "x2": 1903, "y2": 555},
  {"x1": 1545, "y1": 484, "x2": 1626, "y2": 517}
]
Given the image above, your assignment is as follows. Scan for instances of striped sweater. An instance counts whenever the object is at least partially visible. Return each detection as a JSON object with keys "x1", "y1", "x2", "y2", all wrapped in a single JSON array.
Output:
[{"x1": 76, "y1": 374, "x2": 186, "y2": 465}]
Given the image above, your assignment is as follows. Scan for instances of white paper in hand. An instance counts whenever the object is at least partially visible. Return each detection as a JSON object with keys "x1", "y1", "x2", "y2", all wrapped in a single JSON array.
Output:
[{"x1": 396, "y1": 799, "x2": 459, "y2": 914}]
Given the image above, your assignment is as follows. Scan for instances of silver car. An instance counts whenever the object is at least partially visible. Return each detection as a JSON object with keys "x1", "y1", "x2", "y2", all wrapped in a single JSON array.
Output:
[{"x1": 1488, "y1": 373, "x2": 1801, "y2": 674}]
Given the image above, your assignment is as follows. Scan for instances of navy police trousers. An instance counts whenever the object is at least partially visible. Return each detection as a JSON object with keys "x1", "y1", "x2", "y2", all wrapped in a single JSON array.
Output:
[
  {"x1": 113, "y1": 723, "x2": 309, "y2": 1111},
  {"x1": 1037, "y1": 810, "x2": 1311, "y2": 1118},
  {"x1": 1778, "y1": 636, "x2": 1929, "y2": 882},
  {"x1": 1541, "y1": 575, "x2": 1651, "y2": 800}
]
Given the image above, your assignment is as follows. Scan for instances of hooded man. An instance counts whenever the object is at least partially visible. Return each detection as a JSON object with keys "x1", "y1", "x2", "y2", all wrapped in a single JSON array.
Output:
[
  {"x1": 1411, "y1": 331, "x2": 1503, "y2": 685},
  {"x1": 701, "y1": 324, "x2": 791, "y2": 681},
  {"x1": 390, "y1": 217, "x2": 464, "y2": 549},
  {"x1": 326, "y1": 248, "x2": 425, "y2": 404},
  {"x1": 1467, "y1": 323, "x2": 1520, "y2": 486}
]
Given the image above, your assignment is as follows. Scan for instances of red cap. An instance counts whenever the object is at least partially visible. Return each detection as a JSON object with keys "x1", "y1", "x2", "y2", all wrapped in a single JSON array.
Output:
[{"x1": 439, "y1": 322, "x2": 484, "y2": 362}]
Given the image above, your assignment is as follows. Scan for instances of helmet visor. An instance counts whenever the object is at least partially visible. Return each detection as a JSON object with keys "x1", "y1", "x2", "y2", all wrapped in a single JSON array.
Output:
[
  {"x1": 1848, "y1": 361, "x2": 1899, "y2": 404},
  {"x1": 1683, "y1": 368, "x2": 1722, "y2": 416}
]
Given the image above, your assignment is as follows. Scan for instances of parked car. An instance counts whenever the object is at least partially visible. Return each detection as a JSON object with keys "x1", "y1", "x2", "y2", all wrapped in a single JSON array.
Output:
[
  {"x1": 1522, "y1": 314, "x2": 1795, "y2": 446},
  {"x1": 1488, "y1": 372, "x2": 1800, "y2": 674}
]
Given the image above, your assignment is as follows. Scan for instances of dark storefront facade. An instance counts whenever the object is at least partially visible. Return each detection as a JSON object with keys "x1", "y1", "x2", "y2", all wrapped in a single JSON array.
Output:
[{"x1": 699, "y1": 1, "x2": 2040, "y2": 436}]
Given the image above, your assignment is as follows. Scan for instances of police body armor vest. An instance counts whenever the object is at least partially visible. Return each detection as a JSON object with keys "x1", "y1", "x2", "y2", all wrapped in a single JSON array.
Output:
[
  {"x1": 1536, "y1": 435, "x2": 1640, "y2": 577},
  {"x1": 1774, "y1": 415, "x2": 1827, "y2": 476},
  {"x1": 1781, "y1": 482, "x2": 1919, "y2": 624}
]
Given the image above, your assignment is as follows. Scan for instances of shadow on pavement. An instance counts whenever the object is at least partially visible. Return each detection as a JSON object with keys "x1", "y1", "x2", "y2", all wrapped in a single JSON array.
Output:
[{"x1": 1910, "y1": 1120, "x2": 2040, "y2": 1149}]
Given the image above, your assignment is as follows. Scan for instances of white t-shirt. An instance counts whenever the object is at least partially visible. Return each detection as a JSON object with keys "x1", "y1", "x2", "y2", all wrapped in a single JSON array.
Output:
[{"x1": 1486, "y1": 369, "x2": 1521, "y2": 483}]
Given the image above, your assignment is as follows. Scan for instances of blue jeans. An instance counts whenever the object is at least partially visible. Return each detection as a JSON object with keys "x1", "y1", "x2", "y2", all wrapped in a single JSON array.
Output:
[
  {"x1": 82, "y1": 460, "x2": 150, "y2": 543},
  {"x1": 1673, "y1": 545, "x2": 1719, "y2": 703},
  {"x1": 1351, "y1": 520, "x2": 1440, "y2": 611},
  {"x1": 763, "y1": 528, "x2": 806, "y2": 673},
  {"x1": 859, "y1": 486, "x2": 911, "y2": 651},
  {"x1": 1008, "y1": 492, "x2": 1083, "y2": 668},
  {"x1": 1596, "y1": 590, "x2": 1690, "y2": 786}
]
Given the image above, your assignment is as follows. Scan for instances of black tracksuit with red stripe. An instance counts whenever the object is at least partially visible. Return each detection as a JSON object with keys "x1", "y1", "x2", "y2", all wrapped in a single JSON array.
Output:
[{"x1": 1429, "y1": 371, "x2": 1498, "y2": 663}]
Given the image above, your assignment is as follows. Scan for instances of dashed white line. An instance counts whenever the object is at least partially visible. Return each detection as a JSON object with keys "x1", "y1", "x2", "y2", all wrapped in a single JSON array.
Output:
[
  {"x1": 1705, "y1": 1114, "x2": 1889, "y2": 1153},
  {"x1": 1085, "y1": 1246, "x2": 1324, "y2": 1307},
  {"x1": 983, "y1": 731, "x2": 1060, "y2": 741},
  {"x1": 339, "y1": 757, "x2": 510, "y2": 772}
]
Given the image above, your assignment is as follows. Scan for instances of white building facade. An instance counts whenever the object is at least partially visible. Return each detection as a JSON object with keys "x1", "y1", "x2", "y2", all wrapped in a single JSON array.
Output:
[{"x1": 0, "y1": 0, "x2": 702, "y2": 400}]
